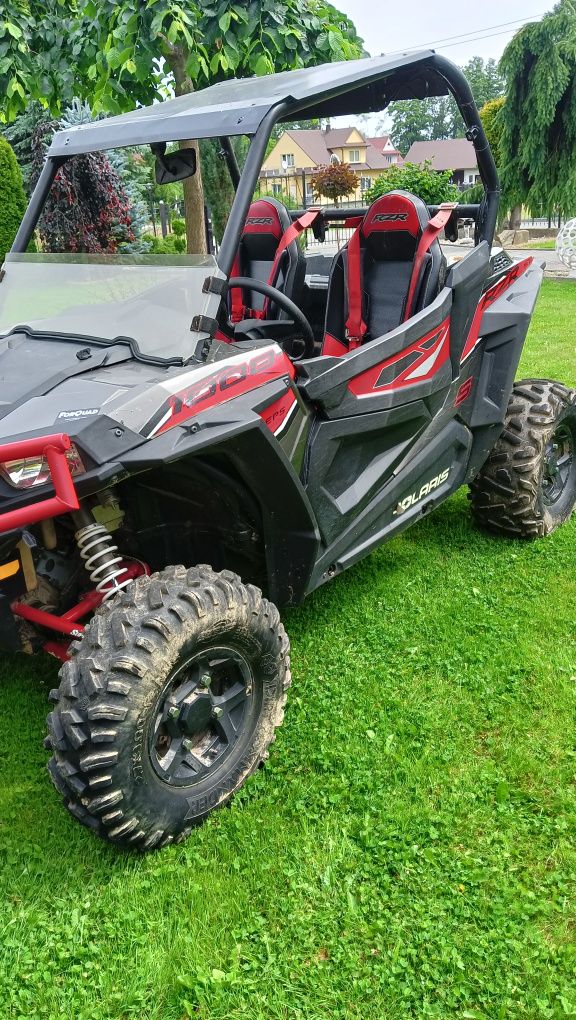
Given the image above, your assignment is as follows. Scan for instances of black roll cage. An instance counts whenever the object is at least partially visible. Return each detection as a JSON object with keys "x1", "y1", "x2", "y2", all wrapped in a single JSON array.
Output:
[{"x1": 12, "y1": 53, "x2": 499, "y2": 293}]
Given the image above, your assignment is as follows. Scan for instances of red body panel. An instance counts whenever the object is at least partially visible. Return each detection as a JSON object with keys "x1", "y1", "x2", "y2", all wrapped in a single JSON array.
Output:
[
  {"x1": 461, "y1": 257, "x2": 534, "y2": 362},
  {"x1": 347, "y1": 318, "x2": 451, "y2": 397},
  {"x1": 150, "y1": 348, "x2": 295, "y2": 437}
]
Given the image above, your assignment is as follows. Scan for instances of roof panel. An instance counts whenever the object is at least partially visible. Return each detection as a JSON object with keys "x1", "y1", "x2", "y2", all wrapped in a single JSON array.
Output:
[{"x1": 48, "y1": 50, "x2": 437, "y2": 156}]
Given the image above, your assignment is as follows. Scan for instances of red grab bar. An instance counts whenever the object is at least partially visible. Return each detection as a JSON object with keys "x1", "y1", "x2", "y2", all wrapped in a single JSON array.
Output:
[{"x1": 0, "y1": 433, "x2": 79, "y2": 533}]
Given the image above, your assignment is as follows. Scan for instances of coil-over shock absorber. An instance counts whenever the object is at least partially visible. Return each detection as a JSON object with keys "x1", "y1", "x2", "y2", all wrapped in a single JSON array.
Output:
[{"x1": 74, "y1": 509, "x2": 132, "y2": 601}]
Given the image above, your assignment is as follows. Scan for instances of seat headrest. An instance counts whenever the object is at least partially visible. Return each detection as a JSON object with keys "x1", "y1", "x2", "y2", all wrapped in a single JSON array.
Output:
[
  {"x1": 362, "y1": 191, "x2": 430, "y2": 240},
  {"x1": 242, "y1": 199, "x2": 291, "y2": 241}
]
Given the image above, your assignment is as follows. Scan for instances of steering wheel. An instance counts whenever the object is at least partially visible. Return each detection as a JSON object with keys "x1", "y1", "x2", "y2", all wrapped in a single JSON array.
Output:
[{"x1": 227, "y1": 277, "x2": 315, "y2": 359}]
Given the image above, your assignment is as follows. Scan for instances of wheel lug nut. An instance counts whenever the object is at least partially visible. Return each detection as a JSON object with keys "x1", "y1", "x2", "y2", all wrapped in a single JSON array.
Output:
[
  {"x1": 199, "y1": 674, "x2": 211, "y2": 688},
  {"x1": 168, "y1": 706, "x2": 180, "y2": 720},
  {"x1": 213, "y1": 706, "x2": 223, "y2": 718},
  {"x1": 182, "y1": 738, "x2": 194, "y2": 752}
]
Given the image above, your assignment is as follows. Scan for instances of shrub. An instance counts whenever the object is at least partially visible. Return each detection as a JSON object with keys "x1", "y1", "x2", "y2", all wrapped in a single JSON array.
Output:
[
  {"x1": 172, "y1": 218, "x2": 186, "y2": 236},
  {"x1": 141, "y1": 232, "x2": 186, "y2": 254},
  {"x1": 0, "y1": 137, "x2": 27, "y2": 264},
  {"x1": 365, "y1": 161, "x2": 459, "y2": 206}
]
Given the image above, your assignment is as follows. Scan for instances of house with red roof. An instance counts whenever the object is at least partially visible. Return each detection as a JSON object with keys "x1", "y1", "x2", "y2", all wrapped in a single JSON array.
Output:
[{"x1": 259, "y1": 127, "x2": 402, "y2": 205}]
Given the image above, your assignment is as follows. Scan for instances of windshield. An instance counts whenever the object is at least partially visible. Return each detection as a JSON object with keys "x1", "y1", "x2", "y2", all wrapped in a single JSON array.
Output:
[{"x1": 0, "y1": 252, "x2": 221, "y2": 363}]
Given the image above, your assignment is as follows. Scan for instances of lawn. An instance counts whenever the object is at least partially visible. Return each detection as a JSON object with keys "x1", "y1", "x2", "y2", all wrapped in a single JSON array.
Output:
[
  {"x1": 521, "y1": 239, "x2": 557, "y2": 250},
  {"x1": 1, "y1": 279, "x2": 575, "y2": 1020}
]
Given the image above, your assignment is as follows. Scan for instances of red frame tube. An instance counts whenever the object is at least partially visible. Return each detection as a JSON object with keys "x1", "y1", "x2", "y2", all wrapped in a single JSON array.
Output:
[
  {"x1": 0, "y1": 433, "x2": 79, "y2": 533},
  {"x1": 12, "y1": 561, "x2": 149, "y2": 654}
]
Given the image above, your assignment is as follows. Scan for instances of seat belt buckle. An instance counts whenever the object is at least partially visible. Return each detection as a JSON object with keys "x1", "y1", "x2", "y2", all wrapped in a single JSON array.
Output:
[{"x1": 345, "y1": 330, "x2": 362, "y2": 350}]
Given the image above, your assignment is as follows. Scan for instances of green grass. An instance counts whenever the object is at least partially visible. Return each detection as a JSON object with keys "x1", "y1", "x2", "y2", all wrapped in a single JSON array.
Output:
[
  {"x1": 1, "y1": 279, "x2": 576, "y2": 1020},
  {"x1": 520, "y1": 239, "x2": 557, "y2": 251}
]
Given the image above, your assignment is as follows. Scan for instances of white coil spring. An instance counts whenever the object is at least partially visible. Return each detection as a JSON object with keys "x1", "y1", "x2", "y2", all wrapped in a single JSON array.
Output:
[{"x1": 75, "y1": 522, "x2": 131, "y2": 601}]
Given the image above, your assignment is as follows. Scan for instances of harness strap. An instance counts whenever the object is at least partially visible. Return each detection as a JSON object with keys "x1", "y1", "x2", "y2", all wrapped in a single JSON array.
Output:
[
  {"x1": 230, "y1": 253, "x2": 245, "y2": 323},
  {"x1": 403, "y1": 203, "x2": 457, "y2": 321},
  {"x1": 344, "y1": 222, "x2": 367, "y2": 350},
  {"x1": 230, "y1": 209, "x2": 321, "y2": 323},
  {"x1": 262, "y1": 208, "x2": 321, "y2": 317}
]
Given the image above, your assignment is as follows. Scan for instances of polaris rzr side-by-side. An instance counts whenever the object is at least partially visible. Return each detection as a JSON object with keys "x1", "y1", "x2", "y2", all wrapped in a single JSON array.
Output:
[{"x1": 1, "y1": 52, "x2": 575, "y2": 850}]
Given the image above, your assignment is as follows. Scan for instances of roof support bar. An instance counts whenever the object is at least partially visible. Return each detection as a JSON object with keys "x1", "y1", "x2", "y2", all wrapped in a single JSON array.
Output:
[
  {"x1": 219, "y1": 137, "x2": 241, "y2": 190},
  {"x1": 432, "y1": 55, "x2": 500, "y2": 245},
  {"x1": 217, "y1": 101, "x2": 290, "y2": 278},
  {"x1": 10, "y1": 157, "x2": 68, "y2": 254}
]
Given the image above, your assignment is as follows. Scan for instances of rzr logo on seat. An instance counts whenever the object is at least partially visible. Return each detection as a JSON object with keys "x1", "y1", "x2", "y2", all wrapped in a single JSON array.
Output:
[
  {"x1": 393, "y1": 468, "x2": 450, "y2": 516},
  {"x1": 246, "y1": 217, "x2": 274, "y2": 225},
  {"x1": 373, "y1": 212, "x2": 408, "y2": 222}
]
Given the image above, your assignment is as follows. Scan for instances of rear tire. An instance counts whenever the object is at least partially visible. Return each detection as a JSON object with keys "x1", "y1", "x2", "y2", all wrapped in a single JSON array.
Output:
[
  {"x1": 469, "y1": 379, "x2": 576, "y2": 538},
  {"x1": 46, "y1": 565, "x2": 290, "y2": 851}
]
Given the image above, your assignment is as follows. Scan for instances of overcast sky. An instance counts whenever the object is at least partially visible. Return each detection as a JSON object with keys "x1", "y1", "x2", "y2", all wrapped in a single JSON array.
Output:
[
  {"x1": 330, "y1": 0, "x2": 550, "y2": 130},
  {"x1": 334, "y1": 0, "x2": 550, "y2": 64}
]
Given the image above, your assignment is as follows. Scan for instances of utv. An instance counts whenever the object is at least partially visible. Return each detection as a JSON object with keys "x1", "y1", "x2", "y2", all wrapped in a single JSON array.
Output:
[{"x1": 1, "y1": 52, "x2": 574, "y2": 850}]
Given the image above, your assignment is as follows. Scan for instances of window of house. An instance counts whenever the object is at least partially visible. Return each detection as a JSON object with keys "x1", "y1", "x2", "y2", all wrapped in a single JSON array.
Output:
[
  {"x1": 272, "y1": 183, "x2": 283, "y2": 196},
  {"x1": 348, "y1": 148, "x2": 360, "y2": 163},
  {"x1": 283, "y1": 153, "x2": 295, "y2": 168},
  {"x1": 360, "y1": 176, "x2": 371, "y2": 192}
]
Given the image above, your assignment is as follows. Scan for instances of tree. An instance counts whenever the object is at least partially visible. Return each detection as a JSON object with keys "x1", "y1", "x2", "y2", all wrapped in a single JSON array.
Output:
[
  {"x1": 499, "y1": 0, "x2": 576, "y2": 218},
  {"x1": 0, "y1": 1, "x2": 364, "y2": 253},
  {"x1": 0, "y1": 137, "x2": 26, "y2": 264},
  {"x1": 463, "y1": 57, "x2": 505, "y2": 113},
  {"x1": 201, "y1": 136, "x2": 249, "y2": 245},
  {"x1": 387, "y1": 100, "x2": 435, "y2": 155},
  {"x1": 387, "y1": 56, "x2": 505, "y2": 153},
  {"x1": 479, "y1": 97, "x2": 505, "y2": 164},
  {"x1": 364, "y1": 162, "x2": 459, "y2": 206},
  {"x1": 30, "y1": 118, "x2": 135, "y2": 253},
  {"x1": 312, "y1": 163, "x2": 359, "y2": 203},
  {"x1": 477, "y1": 96, "x2": 522, "y2": 228},
  {"x1": 2, "y1": 102, "x2": 51, "y2": 192}
]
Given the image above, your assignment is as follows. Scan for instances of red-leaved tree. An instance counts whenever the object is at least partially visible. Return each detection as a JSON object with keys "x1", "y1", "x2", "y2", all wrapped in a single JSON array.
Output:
[
  {"x1": 31, "y1": 120, "x2": 134, "y2": 253},
  {"x1": 312, "y1": 163, "x2": 360, "y2": 204}
]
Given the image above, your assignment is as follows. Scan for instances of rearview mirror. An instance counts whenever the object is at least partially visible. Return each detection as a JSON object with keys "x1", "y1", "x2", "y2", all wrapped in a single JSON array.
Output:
[{"x1": 152, "y1": 143, "x2": 197, "y2": 185}]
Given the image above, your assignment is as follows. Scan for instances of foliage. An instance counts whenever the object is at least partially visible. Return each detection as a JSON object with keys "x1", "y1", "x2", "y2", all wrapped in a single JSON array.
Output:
[
  {"x1": 59, "y1": 99, "x2": 150, "y2": 252},
  {"x1": 365, "y1": 161, "x2": 459, "y2": 206},
  {"x1": 479, "y1": 97, "x2": 505, "y2": 167},
  {"x1": 171, "y1": 218, "x2": 186, "y2": 237},
  {"x1": 312, "y1": 163, "x2": 359, "y2": 203},
  {"x1": 30, "y1": 120, "x2": 135, "y2": 253},
  {"x1": 0, "y1": 2, "x2": 364, "y2": 121},
  {"x1": 1, "y1": 280, "x2": 576, "y2": 1017},
  {"x1": 141, "y1": 232, "x2": 186, "y2": 254},
  {"x1": 499, "y1": 0, "x2": 576, "y2": 216},
  {"x1": 0, "y1": 1, "x2": 364, "y2": 253},
  {"x1": 2, "y1": 102, "x2": 51, "y2": 192},
  {"x1": 200, "y1": 136, "x2": 250, "y2": 245},
  {"x1": 0, "y1": 137, "x2": 26, "y2": 264},
  {"x1": 388, "y1": 56, "x2": 505, "y2": 154}
]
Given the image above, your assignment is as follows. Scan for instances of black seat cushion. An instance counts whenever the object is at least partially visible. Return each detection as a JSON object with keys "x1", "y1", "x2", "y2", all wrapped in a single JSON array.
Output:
[{"x1": 323, "y1": 191, "x2": 445, "y2": 356}]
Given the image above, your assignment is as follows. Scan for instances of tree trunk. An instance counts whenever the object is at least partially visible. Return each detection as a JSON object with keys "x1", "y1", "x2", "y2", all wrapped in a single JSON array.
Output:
[
  {"x1": 166, "y1": 47, "x2": 207, "y2": 255},
  {"x1": 510, "y1": 203, "x2": 522, "y2": 230}
]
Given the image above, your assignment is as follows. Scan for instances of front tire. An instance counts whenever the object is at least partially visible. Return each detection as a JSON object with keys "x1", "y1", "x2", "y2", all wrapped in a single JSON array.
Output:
[
  {"x1": 469, "y1": 379, "x2": 576, "y2": 538},
  {"x1": 46, "y1": 565, "x2": 290, "y2": 850}
]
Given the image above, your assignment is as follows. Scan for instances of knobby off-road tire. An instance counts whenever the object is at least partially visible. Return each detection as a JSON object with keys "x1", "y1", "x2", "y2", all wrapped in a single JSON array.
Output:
[
  {"x1": 469, "y1": 379, "x2": 576, "y2": 538},
  {"x1": 45, "y1": 565, "x2": 290, "y2": 851}
]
